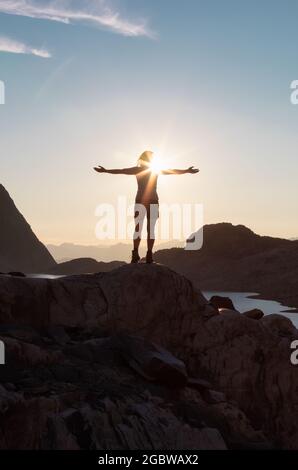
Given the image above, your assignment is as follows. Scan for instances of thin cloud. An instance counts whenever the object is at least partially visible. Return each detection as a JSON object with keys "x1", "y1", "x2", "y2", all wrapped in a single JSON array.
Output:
[
  {"x1": 0, "y1": 0, "x2": 155, "y2": 38},
  {"x1": 0, "y1": 36, "x2": 51, "y2": 57}
]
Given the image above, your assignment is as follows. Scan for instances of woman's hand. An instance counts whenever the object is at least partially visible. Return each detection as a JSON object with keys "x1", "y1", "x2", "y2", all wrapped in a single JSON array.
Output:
[
  {"x1": 94, "y1": 166, "x2": 106, "y2": 173},
  {"x1": 187, "y1": 166, "x2": 199, "y2": 174}
]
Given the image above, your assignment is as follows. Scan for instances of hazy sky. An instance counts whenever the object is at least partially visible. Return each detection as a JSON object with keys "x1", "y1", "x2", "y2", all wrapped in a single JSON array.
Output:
[{"x1": 0, "y1": 0, "x2": 298, "y2": 244}]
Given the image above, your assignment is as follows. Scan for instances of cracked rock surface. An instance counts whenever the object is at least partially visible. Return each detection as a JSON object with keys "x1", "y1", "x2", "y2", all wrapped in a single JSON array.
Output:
[{"x1": 0, "y1": 264, "x2": 296, "y2": 449}]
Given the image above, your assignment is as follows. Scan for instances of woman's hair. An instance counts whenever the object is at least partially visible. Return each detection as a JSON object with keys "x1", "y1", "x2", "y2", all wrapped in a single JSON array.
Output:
[{"x1": 137, "y1": 150, "x2": 154, "y2": 166}]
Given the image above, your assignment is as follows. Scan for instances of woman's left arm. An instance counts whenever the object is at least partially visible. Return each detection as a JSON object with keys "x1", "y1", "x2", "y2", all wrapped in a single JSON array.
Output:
[{"x1": 161, "y1": 166, "x2": 199, "y2": 175}]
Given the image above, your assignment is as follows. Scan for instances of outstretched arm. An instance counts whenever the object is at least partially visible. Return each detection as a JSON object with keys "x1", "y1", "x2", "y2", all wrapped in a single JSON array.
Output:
[
  {"x1": 161, "y1": 166, "x2": 199, "y2": 175},
  {"x1": 94, "y1": 166, "x2": 140, "y2": 175}
]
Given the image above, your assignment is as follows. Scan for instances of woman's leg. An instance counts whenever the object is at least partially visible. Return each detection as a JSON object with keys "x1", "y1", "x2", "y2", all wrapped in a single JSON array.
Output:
[
  {"x1": 132, "y1": 204, "x2": 145, "y2": 262},
  {"x1": 133, "y1": 226, "x2": 142, "y2": 252},
  {"x1": 146, "y1": 204, "x2": 159, "y2": 261}
]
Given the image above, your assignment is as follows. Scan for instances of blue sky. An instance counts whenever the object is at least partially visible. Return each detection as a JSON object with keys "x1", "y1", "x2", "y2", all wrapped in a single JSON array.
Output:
[{"x1": 0, "y1": 0, "x2": 298, "y2": 244}]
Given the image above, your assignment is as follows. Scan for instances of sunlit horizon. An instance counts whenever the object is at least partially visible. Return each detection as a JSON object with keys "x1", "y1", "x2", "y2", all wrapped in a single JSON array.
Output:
[{"x1": 1, "y1": 0, "x2": 298, "y2": 245}]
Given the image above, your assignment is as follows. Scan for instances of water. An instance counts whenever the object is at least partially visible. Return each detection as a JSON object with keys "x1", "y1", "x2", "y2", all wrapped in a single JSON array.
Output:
[
  {"x1": 28, "y1": 274, "x2": 63, "y2": 280},
  {"x1": 204, "y1": 291, "x2": 298, "y2": 328}
]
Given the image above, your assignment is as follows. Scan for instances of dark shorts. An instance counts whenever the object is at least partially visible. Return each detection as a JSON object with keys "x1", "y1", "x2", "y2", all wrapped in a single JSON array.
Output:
[{"x1": 134, "y1": 201, "x2": 159, "y2": 221}]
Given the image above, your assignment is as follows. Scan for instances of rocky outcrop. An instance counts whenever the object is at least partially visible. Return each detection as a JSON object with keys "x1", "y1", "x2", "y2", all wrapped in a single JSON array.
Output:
[
  {"x1": 154, "y1": 223, "x2": 298, "y2": 310},
  {"x1": 0, "y1": 185, "x2": 55, "y2": 273},
  {"x1": 0, "y1": 328, "x2": 268, "y2": 450},
  {"x1": 0, "y1": 265, "x2": 207, "y2": 335},
  {"x1": 0, "y1": 264, "x2": 297, "y2": 449}
]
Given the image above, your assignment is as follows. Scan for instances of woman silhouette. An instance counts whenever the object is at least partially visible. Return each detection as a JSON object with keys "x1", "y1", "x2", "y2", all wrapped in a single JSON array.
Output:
[{"x1": 94, "y1": 151, "x2": 199, "y2": 264}]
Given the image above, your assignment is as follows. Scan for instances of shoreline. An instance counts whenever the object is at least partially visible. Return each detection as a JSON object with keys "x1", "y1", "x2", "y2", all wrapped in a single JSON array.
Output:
[
  {"x1": 201, "y1": 285, "x2": 298, "y2": 314},
  {"x1": 247, "y1": 293, "x2": 298, "y2": 314}
]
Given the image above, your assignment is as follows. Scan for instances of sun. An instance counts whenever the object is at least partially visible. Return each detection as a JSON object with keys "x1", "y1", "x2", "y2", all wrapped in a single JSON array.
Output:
[{"x1": 150, "y1": 156, "x2": 166, "y2": 174}]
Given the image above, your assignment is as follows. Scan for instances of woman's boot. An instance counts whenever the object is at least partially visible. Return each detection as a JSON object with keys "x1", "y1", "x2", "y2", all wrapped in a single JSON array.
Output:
[
  {"x1": 131, "y1": 250, "x2": 140, "y2": 264},
  {"x1": 146, "y1": 250, "x2": 153, "y2": 264}
]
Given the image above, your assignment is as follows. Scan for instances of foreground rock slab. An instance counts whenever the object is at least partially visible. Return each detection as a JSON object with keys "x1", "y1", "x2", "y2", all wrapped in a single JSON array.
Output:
[
  {"x1": 0, "y1": 264, "x2": 297, "y2": 448},
  {"x1": 0, "y1": 326, "x2": 268, "y2": 450}
]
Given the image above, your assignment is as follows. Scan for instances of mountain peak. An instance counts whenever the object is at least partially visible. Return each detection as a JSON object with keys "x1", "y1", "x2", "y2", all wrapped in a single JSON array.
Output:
[
  {"x1": 156, "y1": 222, "x2": 290, "y2": 264},
  {"x1": 0, "y1": 184, "x2": 56, "y2": 273}
]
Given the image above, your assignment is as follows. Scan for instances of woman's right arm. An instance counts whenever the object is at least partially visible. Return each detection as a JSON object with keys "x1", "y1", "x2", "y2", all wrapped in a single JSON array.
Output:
[{"x1": 94, "y1": 166, "x2": 140, "y2": 175}]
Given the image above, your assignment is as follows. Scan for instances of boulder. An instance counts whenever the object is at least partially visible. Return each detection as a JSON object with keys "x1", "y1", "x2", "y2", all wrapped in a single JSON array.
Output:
[
  {"x1": 209, "y1": 295, "x2": 235, "y2": 311},
  {"x1": 243, "y1": 309, "x2": 264, "y2": 320},
  {"x1": 112, "y1": 334, "x2": 188, "y2": 387},
  {"x1": 0, "y1": 265, "x2": 208, "y2": 352},
  {"x1": 261, "y1": 314, "x2": 297, "y2": 337}
]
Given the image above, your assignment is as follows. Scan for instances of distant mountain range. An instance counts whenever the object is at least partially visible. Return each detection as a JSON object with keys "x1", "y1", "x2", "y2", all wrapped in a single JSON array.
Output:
[
  {"x1": 154, "y1": 223, "x2": 298, "y2": 310},
  {"x1": 47, "y1": 240, "x2": 184, "y2": 263},
  {"x1": 47, "y1": 258, "x2": 124, "y2": 276}
]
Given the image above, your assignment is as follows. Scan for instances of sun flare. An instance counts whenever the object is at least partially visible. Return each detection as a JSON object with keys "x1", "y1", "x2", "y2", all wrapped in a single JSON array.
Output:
[{"x1": 149, "y1": 156, "x2": 166, "y2": 174}]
